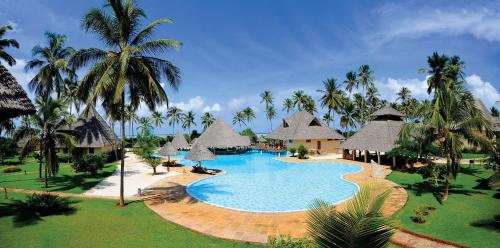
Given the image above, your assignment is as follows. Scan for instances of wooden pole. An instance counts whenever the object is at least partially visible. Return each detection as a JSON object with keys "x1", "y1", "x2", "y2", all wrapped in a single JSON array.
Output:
[
  {"x1": 4, "y1": 188, "x2": 7, "y2": 199},
  {"x1": 377, "y1": 151, "x2": 381, "y2": 165},
  {"x1": 352, "y1": 150, "x2": 356, "y2": 161},
  {"x1": 392, "y1": 157, "x2": 396, "y2": 168},
  {"x1": 364, "y1": 150, "x2": 368, "y2": 163}
]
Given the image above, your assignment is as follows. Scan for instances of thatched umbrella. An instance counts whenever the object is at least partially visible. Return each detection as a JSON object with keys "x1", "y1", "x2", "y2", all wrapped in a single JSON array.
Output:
[
  {"x1": 0, "y1": 64, "x2": 35, "y2": 120},
  {"x1": 185, "y1": 143, "x2": 215, "y2": 169},
  {"x1": 171, "y1": 131, "x2": 189, "y2": 149},
  {"x1": 157, "y1": 142, "x2": 179, "y2": 169}
]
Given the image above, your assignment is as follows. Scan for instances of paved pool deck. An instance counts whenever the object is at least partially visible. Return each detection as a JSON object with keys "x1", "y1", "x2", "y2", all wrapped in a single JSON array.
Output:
[{"x1": 142, "y1": 157, "x2": 408, "y2": 244}]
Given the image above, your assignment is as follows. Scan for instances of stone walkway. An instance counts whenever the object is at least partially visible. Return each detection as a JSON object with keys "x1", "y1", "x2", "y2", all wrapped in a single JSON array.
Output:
[{"x1": 143, "y1": 158, "x2": 408, "y2": 244}]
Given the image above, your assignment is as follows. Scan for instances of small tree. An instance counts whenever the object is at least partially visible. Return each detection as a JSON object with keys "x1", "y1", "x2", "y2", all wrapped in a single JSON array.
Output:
[
  {"x1": 71, "y1": 154, "x2": 108, "y2": 176},
  {"x1": 240, "y1": 128, "x2": 258, "y2": 144},
  {"x1": 417, "y1": 162, "x2": 447, "y2": 187},
  {"x1": 297, "y1": 145, "x2": 308, "y2": 159},
  {"x1": 145, "y1": 156, "x2": 161, "y2": 175},
  {"x1": 0, "y1": 137, "x2": 17, "y2": 163},
  {"x1": 288, "y1": 146, "x2": 297, "y2": 157}
]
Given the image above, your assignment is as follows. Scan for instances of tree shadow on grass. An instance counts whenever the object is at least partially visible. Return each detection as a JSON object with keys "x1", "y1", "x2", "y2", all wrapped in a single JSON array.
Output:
[
  {"x1": 401, "y1": 180, "x2": 486, "y2": 204},
  {"x1": 470, "y1": 215, "x2": 500, "y2": 233},
  {"x1": 0, "y1": 196, "x2": 79, "y2": 227},
  {"x1": 44, "y1": 166, "x2": 116, "y2": 192}
]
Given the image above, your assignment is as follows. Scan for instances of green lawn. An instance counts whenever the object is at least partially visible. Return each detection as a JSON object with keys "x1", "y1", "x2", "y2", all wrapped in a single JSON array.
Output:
[
  {"x1": 0, "y1": 192, "x2": 259, "y2": 248},
  {"x1": 0, "y1": 157, "x2": 117, "y2": 194},
  {"x1": 461, "y1": 153, "x2": 488, "y2": 159},
  {"x1": 388, "y1": 165, "x2": 500, "y2": 247}
]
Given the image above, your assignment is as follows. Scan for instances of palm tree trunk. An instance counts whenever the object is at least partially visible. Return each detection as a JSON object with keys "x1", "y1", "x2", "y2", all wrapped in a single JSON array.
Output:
[
  {"x1": 119, "y1": 94, "x2": 126, "y2": 207},
  {"x1": 44, "y1": 147, "x2": 48, "y2": 188},
  {"x1": 441, "y1": 152, "x2": 452, "y2": 201}
]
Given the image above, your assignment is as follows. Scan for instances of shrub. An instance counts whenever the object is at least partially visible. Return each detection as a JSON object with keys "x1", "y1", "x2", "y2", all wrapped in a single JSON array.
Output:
[
  {"x1": 145, "y1": 156, "x2": 162, "y2": 174},
  {"x1": 24, "y1": 193, "x2": 73, "y2": 216},
  {"x1": 288, "y1": 147, "x2": 297, "y2": 157},
  {"x1": 411, "y1": 205, "x2": 436, "y2": 224},
  {"x1": 0, "y1": 137, "x2": 18, "y2": 163},
  {"x1": 72, "y1": 153, "x2": 108, "y2": 176},
  {"x1": 297, "y1": 145, "x2": 308, "y2": 159},
  {"x1": 240, "y1": 128, "x2": 258, "y2": 144},
  {"x1": 3, "y1": 166, "x2": 22, "y2": 173},
  {"x1": 57, "y1": 153, "x2": 72, "y2": 163},
  {"x1": 268, "y1": 235, "x2": 316, "y2": 248}
]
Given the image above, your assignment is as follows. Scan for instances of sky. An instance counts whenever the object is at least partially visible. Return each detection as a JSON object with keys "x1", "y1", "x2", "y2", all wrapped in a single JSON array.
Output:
[{"x1": 2, "y1": 0, "x2": 500, "y2": 135}]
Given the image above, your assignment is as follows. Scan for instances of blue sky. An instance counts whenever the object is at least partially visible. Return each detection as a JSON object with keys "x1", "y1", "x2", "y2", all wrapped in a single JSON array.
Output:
[{"x1": 2, "y1": 0, "x2": 500, "y2": 135}]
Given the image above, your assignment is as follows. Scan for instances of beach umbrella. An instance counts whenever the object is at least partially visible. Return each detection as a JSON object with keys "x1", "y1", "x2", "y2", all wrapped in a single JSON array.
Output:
[
  {"x1": 185, "y1": 143, "x2": 215, "y2": 168},
  {"x1": 157, "y1": 142, "x2": 179, "y2": 167},
  {"x1": 171, "y1": 131, "x2": 189, "y2": 150}
]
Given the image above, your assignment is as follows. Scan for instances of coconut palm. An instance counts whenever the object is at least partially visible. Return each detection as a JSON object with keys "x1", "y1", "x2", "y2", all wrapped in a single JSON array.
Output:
[
  {"x1": 62, "y1": 75, "x2": 81, "y2": 116},
  {"x1": 0, "y1": 24, "x2": 19, "y2": 66},
  {"x1": 282, "y1": 98, "x2": 293, "y2": 113},
  {"x1": 15, "y1": 97, "x2": 75, "y2": 188},
  {"x1": 307, "y1": 184, "x2": 396, "y2": 248},
  {"x1": 166, "y1": 106, "x2": 183, "y2": 134},
  {"x1": 303, "y1": 95, "x2": 317, "y2": 114},
  {"x1": 137, "y1": 117, "x2": 153, "y2": 133},
  {"x1": 125, "y1": 104, "x2": 138, "y2": 139},
  {"x1": 25, "y1": 32, "x2": 74, "y2": 99},
  {"x1": 343, "y1": 71, "x2": 357, "y2": 98},
  {"x1": 292, "y1": 90, "x2": 306, "y2": 111},
  {"x1": 396, "y1": 87, "x2": 411, "y2": 104},
  {"x1": 317, "y1": 78, "x2": 345, "y2": 125},
  {"x1": 366, "y1": 84, "x2": 381, "y2": 112},
  {"x1": 419, "y1": 52, "x2": 449, "y2": 94},
  {"x1": 232, "y1": 111, "x2": 246, "y2": 127},
  {"x1": 182, "y1": 110, "x2": 196, "y2": 133},
  {"x1": 242, "y1": 107, "x2": 256, "y2": 124},
  {"x1": 265, "y1": 105, "x2": 277, "y2": 130},
  {"x1": 260, "y1": 90, "x2": 273, "y2": 109},
  {"x1": 201, "y1": 112, "x2": 215, "y2": 130},
  {"x1": 357, "y1": 64, "x2": 374, "y2": 90},
  {"x1": 71, "y1": 0, "x2": 182, "y2": 206},
  {"x1": 340, "y1": 101, "x2": 357, "y2": 137},
  {"x1": 151, "y1": 111, "x2": 163, "y2": 129},
  {"x1": 322, "y1": 112, "x2": 333, "y2": 127}
]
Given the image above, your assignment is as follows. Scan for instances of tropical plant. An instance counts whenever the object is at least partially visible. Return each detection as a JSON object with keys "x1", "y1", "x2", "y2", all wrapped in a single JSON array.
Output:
[
  {"x1": 343, "y1": 71, "x2": 357, "y2": 98},
  {"x1": 71, "y1": 153, "x2": 108, "y2": 176},
  {"x1": 491, "y1": 106, "x2": 499, "y2": 117},
  {"x1": 137, "y1": 117, "x2": 152, "y2": 133},
  {"x1": 307, "y1": 184, "x2": 396, "y2": 248},
  {"x1": 260, "y1": 90, "x2": 274, "y2": 109},
  {"x1": 282, "y1": 98, "x2": 293, "y2": 113},
  {"x1": 182, "y1": 110, "x2": 196, "y2": 132},
  {"x1": 292, "y1": 90, "x2": 306, "y2": 111},
  {"x1": 265, "y1": 105, "x2": 277, "y2": 131},
  {"x1": 240, "y1": 128, "x2": 258, "y2": 144},
  {"x1": 288, "y1": 146, "x2": 297, "y2": 157},
  {"x1": 232, "y1": 111, "x2": 246, "y2": 127},
  {"x1": 396, "y1": 87, "x2": 411, "y2": 104},
  {"x1": 317, "y1": 78, "x2": 345, "y2": 125},
  {"x1": 71, "y1": 0, "x2": 181, "y2": 206},
  {"x1": 22, "y1": 193, "x2": 74, "y2": 216},
  {"x1": 151, "y1": 111, "x2": 164, "y2": 128},
  {"x1": 340, "y1": 101, "x2": 357, "y2": 136},
  {"x1": 62, "y1": 75, "x2": 81, "y2": 115},
  {"x1": 419, "y1": 52, "x2": 449, "y2": 94},
  {"x1": 25, "y1": 32, "x2": 74, "y2": 99},
  {"x1": 322, "y1": 113, "x2": 333, "y2": 127},
  {"x1": 201, "y1": 112, "x2": 215, "y2": 130},
  {"x1": 125, "y1": 104, "x2": 138, "y2": 140},
  {"x1": 0, "y1": 137, "x2": 17, "y2": 163},
  {"x1": 268, "y1": 235, "x2": 316, "y2": 248},
  {"x1": 166, "y1": 106, "x2": 183, "y2": 134},
  {"x1": 242, "y1": 107, "x2": 256, "y2": 124},
  {"x1": 297, "y1": 145, "x2": 308, "y2": 159},
  {"x1": 303, "y1": 95, "x2": 317, "y2": 114},
  {"x1": 0, "y1": 23, "x2": 19, "y2": 66},
  {"x1": 0, "y1": 119, "x2": 15, "y2": 136},
  {"x1": 15, "y1": 97, "x2": 75, "y2": 188}
]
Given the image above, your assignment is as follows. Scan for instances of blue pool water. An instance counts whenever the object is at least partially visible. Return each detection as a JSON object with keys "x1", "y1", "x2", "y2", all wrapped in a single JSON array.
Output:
[{"x1": 155, "y1": 150, "x2": 362, "y2": 212}]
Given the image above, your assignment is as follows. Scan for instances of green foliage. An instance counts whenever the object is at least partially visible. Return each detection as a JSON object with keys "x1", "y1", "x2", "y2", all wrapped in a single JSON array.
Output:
[
  {"x1": 135, "y1": 127, "x2": 160, "y2": 159},
  {"x1": 417, "y1": 162, "x2": 447, "y2": 186},
  {"x1": 268, "y1": 235, "x2": 317, "y2": 248},
  {"x1": 297, "y1": 145, "x2": 308, "y2": 159},
  {"x1": 411, "y1": 205, "x2": 436, "y2": 224},
  {"x1": 3, "y1": 166, "x2": 22, "y2": 173},
  {"x1": 190, "y1": 130, "x2": 200, "y2": 141},
  {"x1": 145, "y1": 156, "x2": 162, "y2": 174},
  {"x1": 240, "y1": 128, "x2": 258, "y2": 144},
  {"x1": 71, "y1": 154, "x2": 108, "y2": 176},
  {"x1": 0, "y1": 137, "x2": 18, "y2": 163},
  {"x1": 56, "y1": 153, "x2": 72, "y2": 163},
  {"x1": 288, "y1": 146, "x2": 297, "y2": 157},
  {"x1": 307, "y1": 184, "x2": 396, "y2": 248},
  {"x1": 23, "y1": 193, "x2": 74, "y2": 216}
]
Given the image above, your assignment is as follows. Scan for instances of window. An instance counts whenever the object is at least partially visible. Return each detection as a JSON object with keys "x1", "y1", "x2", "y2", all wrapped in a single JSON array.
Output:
[
  {"x1": 306, "y1": 139, "x2": 311, "y2": 143},
  {"x1": 327, "y1": 139, "x2": 333, "y2": 141},
  {"x1": 308, "y1": 118, "x2": 321, "y2": 126},
  {"x1": 89, "y1": 148, "x2": 95, "y2": 154},
  {"x1": 283, "y1": 120, "x2": 289, "y2": 127}
]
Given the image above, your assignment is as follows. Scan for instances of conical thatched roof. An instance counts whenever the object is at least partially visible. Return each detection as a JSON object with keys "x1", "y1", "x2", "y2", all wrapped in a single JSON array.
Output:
[
  {"x1": 268, "y1": 111, "x2": 344, "y2": 140},
  {"x1": 371, "y1": 105, "x2": 404, "y2": 119},
  {"x1": 157, "y1": 142, "x2": 179, "y2": 156},
  {"x1": 190, "y1": 138, "x2": 198, "y2": 145},
  {"x1": 341, "y1": 105, "x2": 403, "y2": 152},
  {"x1": 0, "y1": 64, "x2": 35, "y2": 120},
  {"x1": 171, "y1": 131, "x2": 189, "y2": 149},
  {"x1": 185, "y1": 143, "x2": 216, "y2": 161},
  {"x1": 195, "y1": 118, "x2": 250, "y2": 148},
  {"x1": 69, "y1": 105, "x2": 118, "y2": 148},
  {"x1": 475, "y1": 99, "x2": 500, "y2": 132}
]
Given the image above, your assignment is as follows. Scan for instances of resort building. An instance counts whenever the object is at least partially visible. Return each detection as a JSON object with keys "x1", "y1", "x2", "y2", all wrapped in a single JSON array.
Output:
[
  {"x1": 194, "y1": 118, "x2": 250, "y2": 153},
  {"x1": 341, "y1": 105, "x2": 404, "y2": 166},
  {"x1": 267, "y1": 111, "x2": 344, "y2": 154},
  {"x1": 0, "y1": 64, "x2": 35, "y2": 120},
  {"x1": 171, "y1": 131, "x2": 189, "y2": 150},
  {"x1": 474, "y1": 99, "x2": 500, "y2": 133}
]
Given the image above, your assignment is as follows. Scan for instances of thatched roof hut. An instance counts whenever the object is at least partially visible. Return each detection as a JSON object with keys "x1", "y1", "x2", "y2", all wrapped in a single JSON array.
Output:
[
  {"x1": 268, "y1": 111, "x2": 344, "y2": 140},
  {"x1": 0, "y1": 64, "x2": 35, "y2": 120},
  {"x1": 185, "y1": 143, "x2": 216, "y2": 161},
  {"x1": 157, "y1": 142, "x2": 179, "y2": 156},
  {"x1": 341, "y1": 105, "x2": 404, "y2": 153},
  {"x1": 475, "y1": 99, "x2": 500, "y2": 132},
  {"x1": 171, "y1": 131, "x2": 189, "y2": 149},
  {"x1": 195, "y1": 118, "x2": 250, "y2": 148},
  {"x1": 69, "y1": 105, "x2": 118, "y2": 148}
]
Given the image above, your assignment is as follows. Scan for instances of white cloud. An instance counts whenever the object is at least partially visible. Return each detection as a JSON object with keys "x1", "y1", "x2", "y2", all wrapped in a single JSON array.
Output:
[
  {"x1": 203, "y1": 103, "x2": 221, "y2": 113},
  {"x1": 228, "y1": 97, "x2": 246, "y2": 110},
  {"x1": 172, "y1": 96, "x2": 205, "y2": 112},
  {"x1": 465, "y1": 74, "x2": 500, "y2": 107},
  {"x1": 376, "y1": 77, "x2": 430, "y2": 102}
]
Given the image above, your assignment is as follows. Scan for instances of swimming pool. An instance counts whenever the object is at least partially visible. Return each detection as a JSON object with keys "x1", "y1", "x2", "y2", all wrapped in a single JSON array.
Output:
[{"x1": 156, "y1": 150, "x2": 362, "y2": 212}]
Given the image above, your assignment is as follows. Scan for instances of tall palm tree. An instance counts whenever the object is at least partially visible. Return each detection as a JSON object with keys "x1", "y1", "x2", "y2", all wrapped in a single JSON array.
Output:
[
  {"x1": 260, "y1": 90, "x2": 273, "y2": 109},
  {"x1": 242, "y1": 107, "x2": 256, "y2": 124},
  {"x1": 282, "y1": 98, "x2": 293, "y2": 113},
  {"x1": 125, "y1": 104, "x2": 138, "y2": 139},
  {"x1": 343, "y1": 71, "x2": 357, "y2": 98},
  {"x1": 137, "y1": 117, "x2": 152, "y2": 133},
  {"x1": 0, "y1": 24, "x2": 19, "y2": 66},
  {"x1": 365, "y1": 84, "x2": 381, "y2": 113},
  {"x1": 292, "y1": 90, "x2": 306, "y2": 111},
  {"x1": 26, "y1": 32, "x2": 74, "y2": 99},
  {"x1": 201, "y1": 112, "x2": 215, "y2": 130},
  {"x1": 166, "y1": 106, "x2": 183, "y2": 134},
  {"x1": 317, "y1": 78, "x2": 345, "y2": 125},
  {"x1": 303, "y1": 95, "x2": 317, "y2": 114},
  {"x1": 151, "y1": 111, "x2": 163, "y2": 129},
  {"x1": 308, "y1": 184, "x2": 396, "y2": 248},
  {"x1": 322, "y1": 112, "x2": 333, "y2": 127},
  {"x1": 352, "y1": 93, "x2": 366, "y2": 125},
  {"x1": 232, "y1": 111, "x2": 246, "y2": 127},
  {"x1": 15, "y1": 97, "x2": 75, "y2": 188},
  {"x1": 71, "y1": 0, "x2": 182, "y2": 206},
  {"x1": 62, "y1": 75, "x2": 81, "y2": 116},
  {"x1": 396, "y1": 87, "x2": 411, "y2": 104},
  {"x1": 340, "y1": 101, "x2": 357, "y2": 137},
  {"x1": 419, "y1": 52, "x2": 449, "y2": 94},
  {"x1": 357, "y1": 64, "x2": 374, "y2": 91},
  {"x1": 265, "y1": 105, "x2": 277, "y2": 131},
  {"x1": 182, "y1": 110, "x2": 196, "y2": 133}
]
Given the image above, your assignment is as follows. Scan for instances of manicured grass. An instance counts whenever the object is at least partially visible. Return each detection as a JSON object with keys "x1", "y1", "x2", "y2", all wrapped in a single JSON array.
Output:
[
  {"x1": 0, "y1": 157, "x2": 117, "y2": 194},
  {"x1": 0, "y1": 192, "x2": 259, "y2": 248},
  {"x1": 461, "y1": 153, "x2": 488, "y2": 159},
  {"x1": 388, "y1": 165, "x2": 500, "y2": 247}
]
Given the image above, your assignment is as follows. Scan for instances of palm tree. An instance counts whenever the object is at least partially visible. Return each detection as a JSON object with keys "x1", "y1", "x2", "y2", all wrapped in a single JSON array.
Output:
[
  {"x1": 182, "y1": 111, "x2": 196, "y2": 133},
  {"x1": 125, "y1": 104, "x2": 138, "y2": 139},
  {"x1": 396, "y1": 87, "x2": 411, "y2": 104},
  {"x1": 303, "y1": 95, "x2": 317, "y2": 114},
  {"x1": 71, "y1": 0, "x2": 182, "y2": 206},
  {"x1": 353, "y1": 93, "x2": 366, "y2": 125},
  {"x1": 26, "y1": 32, "x2": 74, "y2": 99},
  {"x1": 137, "y1": 117, "x2": 152, "y2": 133},
  {"x1": 242, "y1": 107, "x2": 256, "y2": 124},
  {"x1": 317, "y1": 78, "x2": 345, "y2": 125},
  {"x1": 62, "y1": 75, "x2": 81, "y2": 116},
  {"x1": 292, "y1": 90, "x2": 306, "y2": 111},
  {"x1": 201, "y1": 112, "x2": 215, "y2": 130},
  {"x1": 365, "y1": 84, "x2": 381, "y2": 113},
  {"x1": 166, "y1": 106, "x2": 183, "y2": 134},
  {"x1": 357, "y1": 64, "x2": 374, "y2": 90},
  {"x1": 265, "y1": 106, "x2": 277, "y2": 131},
  {"x1": 307, "y1": 184, "x2": 396, "y2": 248},
  {"x1": 491, "y1": 106, "x2": 499, "y2": 117},
  {"x1": 419, "y1": 52, "x2": 449, "y2": 94},
  {"x1": 343, "y1": 71, "x2": 357, "y2": 98},
  {"x1": 282, "y1": 98, "x2": 293, "y2": 113},
  {"x1": 151, "y1": 111, "x2": 163, "y2": 129},
  {"x1": 15, "y1": 97, "x2": 75, "y2": 188},
  {"x1": 260, "y1": 90, "x2": 273, "y2": 109},
  {"x1": 232, "y1": 111, "x2": 246, "y2": 127},
  {"x1": 340, "y1": 101, "x2": 357, "y2": 137},
  {"x1": 0, "y1": 24, "x2": 19, "y2": 66},
  {"x1": 322, "y1": 112, "x2": 333, "y2": 127}
]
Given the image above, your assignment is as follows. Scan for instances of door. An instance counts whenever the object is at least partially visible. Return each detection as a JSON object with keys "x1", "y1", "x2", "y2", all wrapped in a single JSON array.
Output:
[{"x1": 317, "y1": 140, "x2": 321, "y2": 150}]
